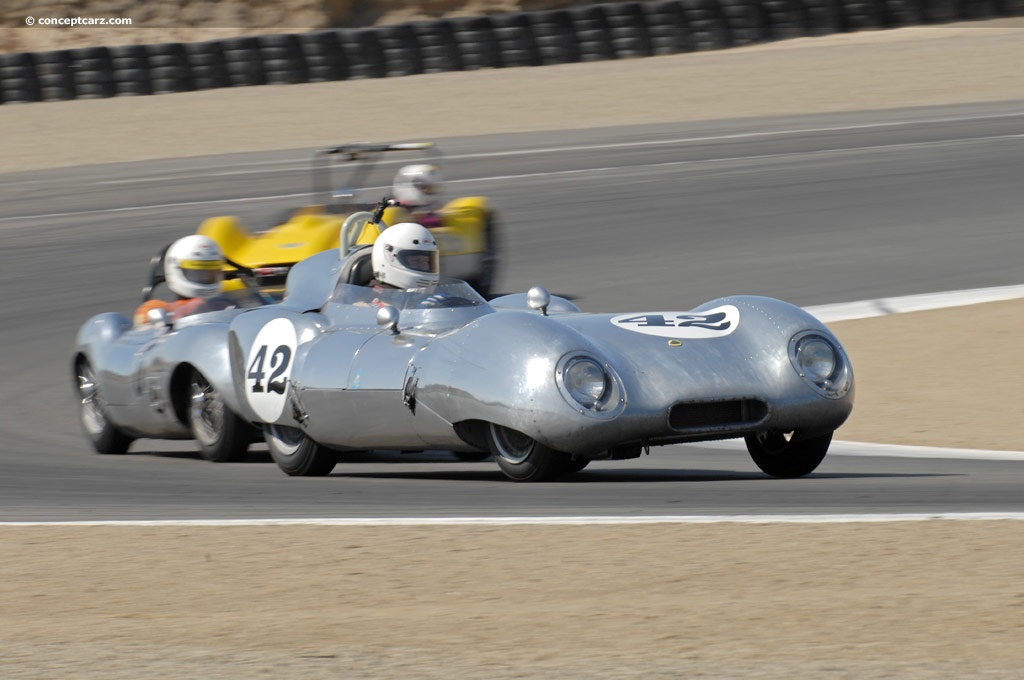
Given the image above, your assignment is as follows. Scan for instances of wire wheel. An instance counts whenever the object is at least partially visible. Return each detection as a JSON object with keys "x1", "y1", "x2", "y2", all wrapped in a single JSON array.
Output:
[
  {"x1": 189, "y1": 372, "x2": 224, "y2": 449},
  {"x1": 74, "y1": 359, "x2": 132, "y2": 455},
  {"x1": 187, "y1": 369, "x2": 250, "y2": 463},
  {"x1": 78, "y1": 362, "x2": 105, "y2": 438}
]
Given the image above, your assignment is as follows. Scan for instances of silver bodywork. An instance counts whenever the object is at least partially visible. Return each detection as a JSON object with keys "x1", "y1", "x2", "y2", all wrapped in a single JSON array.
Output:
[{"x1": 73, "y1": 248, "x2": 854, "y2": 465}]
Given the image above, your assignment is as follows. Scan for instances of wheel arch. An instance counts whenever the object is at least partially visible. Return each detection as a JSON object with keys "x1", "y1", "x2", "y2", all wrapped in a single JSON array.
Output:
[
  {"x1": 168, "y1": 362, "x2": 198, "y2": 428},
  {"x1": 168, "y1": 361, "x2": 247, "y2": 430},
  {"x1": 452, "y1": 419, "x2": 490, "y2": 452}
]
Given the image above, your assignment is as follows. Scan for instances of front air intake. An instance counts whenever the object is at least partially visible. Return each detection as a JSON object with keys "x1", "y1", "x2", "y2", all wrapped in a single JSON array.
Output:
[{"x1": 668, "y1": 399, "x2": 768, "y2": 432}]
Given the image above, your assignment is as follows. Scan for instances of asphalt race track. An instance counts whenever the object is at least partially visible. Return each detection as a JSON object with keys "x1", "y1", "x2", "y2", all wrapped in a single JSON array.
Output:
[{"x1": 2, "y1": 100, "x2": 1023, "y2": 522}]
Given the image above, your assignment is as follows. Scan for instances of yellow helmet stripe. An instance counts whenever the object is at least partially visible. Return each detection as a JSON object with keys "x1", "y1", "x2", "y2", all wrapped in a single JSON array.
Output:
[{"x1": 180, "y1": 259, "x2": 224, "y2": 270}]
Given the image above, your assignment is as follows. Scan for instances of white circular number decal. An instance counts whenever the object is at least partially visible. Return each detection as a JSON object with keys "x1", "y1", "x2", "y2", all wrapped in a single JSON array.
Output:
[
  {"x1": 245, "y1": 318, "x2": 297, "y2": 422},
  {"x1": 610, "y1": 305, "x2": 739, "y2": 339}
]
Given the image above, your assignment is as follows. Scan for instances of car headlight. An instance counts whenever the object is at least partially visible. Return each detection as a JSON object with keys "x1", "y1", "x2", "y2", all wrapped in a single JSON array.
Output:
[
  {"x1": 555, "y1": 352, "x2": 625, "y2": 418},
  {"x1": 789, "y1": 331, "x2": 852, "y2": 399},
  {"x1": 564, "y1": 357, "x2": 608, "y2": 407}
]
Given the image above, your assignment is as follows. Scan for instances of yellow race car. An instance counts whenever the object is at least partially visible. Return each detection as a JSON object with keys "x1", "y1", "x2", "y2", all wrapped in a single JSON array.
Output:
[{"x1": 142, "y1": 143, "x2": 499, "y2": 301}]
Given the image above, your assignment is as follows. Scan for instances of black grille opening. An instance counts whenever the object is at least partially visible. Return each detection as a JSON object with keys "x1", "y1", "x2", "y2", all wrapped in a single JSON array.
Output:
[{"x1": 669, "y1": 399, "x2": 768, "y2": 431}]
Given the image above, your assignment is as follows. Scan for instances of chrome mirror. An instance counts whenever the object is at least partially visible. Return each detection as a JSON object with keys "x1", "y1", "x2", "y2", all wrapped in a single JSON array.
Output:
[
  {"x1": 376, "y1": 304, "x2": 400, "y2": 334},
  {"x1": 527, "y1": 286, "x2": 550, "y2": 316}
]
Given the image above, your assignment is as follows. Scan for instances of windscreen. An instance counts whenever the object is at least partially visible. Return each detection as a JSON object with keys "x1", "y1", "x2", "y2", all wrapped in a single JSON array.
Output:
[{"x1": 330, "y1": 279, "x2": 487, "y2": 311}]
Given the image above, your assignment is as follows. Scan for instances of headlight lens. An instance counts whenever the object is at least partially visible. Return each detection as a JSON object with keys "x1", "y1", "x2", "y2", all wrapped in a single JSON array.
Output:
[
  {"x1": 564, "y1": 357, "x2": 608, "y2": 407},
  {"x1": 796, "y1": 337, "x2": 836, "y2": 382},
  {"x1": 789, "y1": 332, "x2": 852, "y2": 399},
  {"x1": 555, "y1": 352, "x2": 625, "y2": 418}
]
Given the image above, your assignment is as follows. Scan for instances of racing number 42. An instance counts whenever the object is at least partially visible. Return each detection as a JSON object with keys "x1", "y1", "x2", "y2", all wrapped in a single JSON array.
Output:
[
  {"x1": 247, "y1": 344, "x2": 292, "y2": 394},
  {"x1": 617, "y1": 312, "x2": 730, "y2": 331}
]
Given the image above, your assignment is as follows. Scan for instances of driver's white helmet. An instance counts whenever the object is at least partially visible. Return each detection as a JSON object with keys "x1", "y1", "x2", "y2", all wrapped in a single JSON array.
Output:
[
  {"x1": 372, "y1": 222, "x2": 439, "y2": 292},
  {"x1": 164, "y1": 234, "x2": 225, "y2": 299},
  {"x1": 393, "y1": 164, "x2": 442, "y2": 210}
]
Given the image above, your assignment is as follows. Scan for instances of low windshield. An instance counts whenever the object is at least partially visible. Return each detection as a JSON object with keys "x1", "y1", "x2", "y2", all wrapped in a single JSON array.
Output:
[{"x1": 330, "y1": 278, "x2": 487, "y2": 310}]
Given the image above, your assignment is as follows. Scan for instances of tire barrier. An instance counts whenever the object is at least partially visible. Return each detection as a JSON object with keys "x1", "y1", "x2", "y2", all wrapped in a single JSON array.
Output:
[{"x1": 1, "y1": 0, "x2": 1020, "y2": 104}]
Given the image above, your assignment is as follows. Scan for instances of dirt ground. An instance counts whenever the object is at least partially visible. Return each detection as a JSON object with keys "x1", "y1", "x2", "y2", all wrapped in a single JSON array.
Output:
[
  {"x1": 2, "y1": 20, "x2": 1024, "y2": 680},
  {"x1": 3, "y1": 522, "x2": 1024, "y2": 679}
]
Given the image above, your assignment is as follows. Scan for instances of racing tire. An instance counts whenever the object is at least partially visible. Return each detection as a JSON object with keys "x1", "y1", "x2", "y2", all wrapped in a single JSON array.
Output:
[
  {"x1": 264, "y1": 424, "x2": 339, "y2": 476},
  {"x1": 745, "y1": 431, "x2": 832, "y2": 478},
  {"x1": 75, "y1": 359, "x2": 134, "y2": 455},
  {"x1": 560, "y1": 456, "x2": 591, "y2": 474},
  {"x1": 492, "y1": 13, "x2": 542, "y2": 67},
  {"x1": 487, "y1": 423, "x2": 568, "y2": 482},
  {"x1": 188, "y1": 370, "x2": 252, "y2": 463}
]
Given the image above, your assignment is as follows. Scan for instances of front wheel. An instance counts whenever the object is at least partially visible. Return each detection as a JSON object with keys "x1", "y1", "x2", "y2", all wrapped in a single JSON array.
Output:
[
  {"x1": 75, "y1": 359, "x2": 134, "y2": 455},
  {"x1": 264, "y1": 424, "x2": 339, "y2": 476},
  {"x1": 487, "y1": 423, "x2": 567, "y2": 482},
  {"x1": 188, "y1": 370, "x2": 252, "y2": 463},
  {"x1": 745, "y1": 431, "x2": 832, "y2": 478}
]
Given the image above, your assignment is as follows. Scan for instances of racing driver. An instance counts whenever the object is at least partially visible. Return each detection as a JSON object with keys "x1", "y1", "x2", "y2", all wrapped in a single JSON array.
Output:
[{"x1": 133, "y1": 234, "x2": 228, "y2": 325}]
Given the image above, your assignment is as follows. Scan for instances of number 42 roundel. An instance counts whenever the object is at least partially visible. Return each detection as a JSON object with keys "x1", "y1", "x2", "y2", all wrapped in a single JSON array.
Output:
[
  {"x1": 245, "y1": 318, "x2": 298, "y2": 422},
  {"x1": 610, "y1": 305, "x2": 740, "y2": 339}
]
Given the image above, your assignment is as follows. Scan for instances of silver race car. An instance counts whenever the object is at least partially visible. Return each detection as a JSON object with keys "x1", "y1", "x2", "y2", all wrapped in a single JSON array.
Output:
[{"x1": 73, "y1": 247, "x2": 854, "y2": 482}]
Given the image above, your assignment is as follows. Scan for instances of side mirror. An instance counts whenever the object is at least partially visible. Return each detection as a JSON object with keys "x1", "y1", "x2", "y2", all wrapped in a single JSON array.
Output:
[
  {"x1": 147, "y1": 306, "x2": 173, "y2": 328},
  {"x1": 527, "y1": 286, "x2": 550, "y2": 316},
  {"x1": 376, "y1": 305, "x2": 400, "y2": 334}
]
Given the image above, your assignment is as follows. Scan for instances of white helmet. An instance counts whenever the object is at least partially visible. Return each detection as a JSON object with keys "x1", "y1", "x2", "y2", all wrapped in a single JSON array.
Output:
[
  {"x1": 164, "y1": 234, "x2": 225, "y2": 299},
  {"x1": 372, "y1": 222, "x2": 439, "y2": 291},
  {"x1": 393, "y1": 164, "x2": 442, "y2": 210}
]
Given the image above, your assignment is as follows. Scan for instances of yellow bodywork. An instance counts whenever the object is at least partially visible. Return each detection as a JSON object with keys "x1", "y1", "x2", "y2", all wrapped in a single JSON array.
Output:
[{"x1": 200, "y1": 197, "x2": 490, "y2": 292}]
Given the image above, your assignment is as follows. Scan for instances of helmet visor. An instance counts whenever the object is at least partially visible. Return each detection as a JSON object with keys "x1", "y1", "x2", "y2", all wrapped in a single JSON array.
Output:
[
  {"x1": 396, "y1": 249, "x2": 439, "y2": 274},
  {"x1": 181, "y1": 258, "x2": 225, "y2": 285},
  {"x1": 412, "y1": 178, "x2": 436, "y2": 195}
]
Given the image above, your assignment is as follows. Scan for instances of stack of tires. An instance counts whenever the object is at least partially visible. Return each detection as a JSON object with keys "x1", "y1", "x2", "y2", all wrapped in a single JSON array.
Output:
[
  {"x1": 109, "y1": 44, "x2": 151, "y2": 96},
  {"x1": 0, "y1": 52, "x2": 41, "y2": 103}
]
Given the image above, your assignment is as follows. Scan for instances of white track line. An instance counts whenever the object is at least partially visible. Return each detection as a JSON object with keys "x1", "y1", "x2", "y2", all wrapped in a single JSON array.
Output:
[
  {"x1": 2, "y1": 513, "x2": 1023, "y2": 527},
  {"x1": 804, "y1": 283, "x2": 1024, "y2": 322},
  {"x1": 701, "y1": 438, "x2": 1024, "y2": 461}
]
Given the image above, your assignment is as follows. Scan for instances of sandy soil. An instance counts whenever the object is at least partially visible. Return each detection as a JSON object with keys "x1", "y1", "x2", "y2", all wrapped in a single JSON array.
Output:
[
  {"x1": 3, "y1": 523, "x2": 1024, "y2": 679},
  {"x1": 2, "y1": 20, "x2": 1023, "y2": 680},
  {"x1": 831, "y1": 298, "x2": 1024, "y2": 451}
]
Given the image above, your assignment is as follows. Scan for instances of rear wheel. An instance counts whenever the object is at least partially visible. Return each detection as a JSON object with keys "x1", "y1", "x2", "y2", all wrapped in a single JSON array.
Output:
[
  {"x1": 264, "y1": 424, "x2": 339, "y2": 476},
  {"x1": 75, "y1": 359, "x2": 134, "y2": 455},
  {"x1": 745, "y1": 431, "x2": 832, "y2": 478},
  {"x1": 188, "y1": 370, "x2": 252, "y2": 462},
  {"x1": 488, "y1": 423, "x2": 567, "y2": 482}
]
